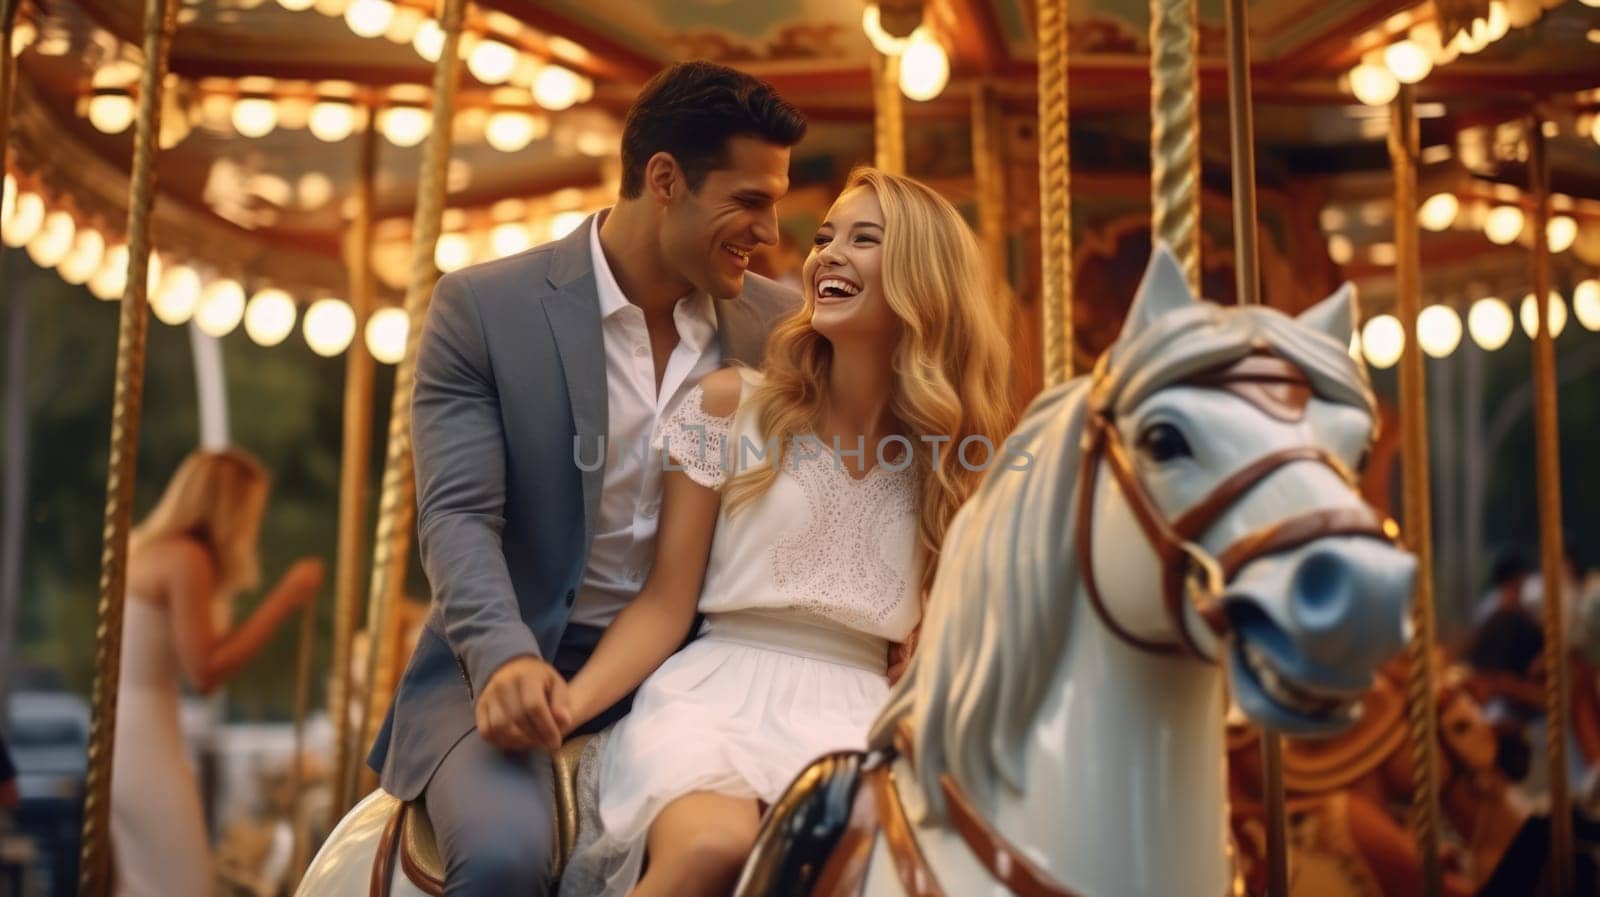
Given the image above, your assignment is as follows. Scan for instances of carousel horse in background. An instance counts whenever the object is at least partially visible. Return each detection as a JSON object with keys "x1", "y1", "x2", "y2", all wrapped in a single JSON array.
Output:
[
  {"x1": 734, "y1": 247, "x2": 1416, "y2": 897},
  {"x1": 1227, "y1": 658, "x2": 1528, "y2": 897}
]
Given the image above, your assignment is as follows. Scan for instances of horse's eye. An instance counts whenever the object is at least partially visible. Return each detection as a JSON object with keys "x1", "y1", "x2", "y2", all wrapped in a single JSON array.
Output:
[{"x1": 1137, "y1": 422, "x2": 1192, "y2": 463}]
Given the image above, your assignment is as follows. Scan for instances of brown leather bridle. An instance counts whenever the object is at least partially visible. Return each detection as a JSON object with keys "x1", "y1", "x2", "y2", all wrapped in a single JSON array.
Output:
[{"x1": 1073, "y1": 352, "x2": 1393, "y2": 663}]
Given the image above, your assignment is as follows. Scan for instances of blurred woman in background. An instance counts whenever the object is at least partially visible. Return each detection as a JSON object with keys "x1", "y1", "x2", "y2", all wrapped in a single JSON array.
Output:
[{"x1": 113, "y1": 448, "x2": 323, "y2": 897}]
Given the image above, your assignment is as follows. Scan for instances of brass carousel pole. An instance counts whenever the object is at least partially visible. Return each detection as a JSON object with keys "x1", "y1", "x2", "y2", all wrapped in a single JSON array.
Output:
[
  {"x1": 1527, "y1": 111, "x2": 1575, "y2": 897},
  {"x1": 1150, "y1": 0, "x2": 1200, "y2": 292},
  {"x1": 971, "y1": 82, "x2": 1011, "y2": 319},
  {"x1": 871, "y1": 50, "x2": 905, "y2": 175},
  {"x1": 77, "y1": 0, "x2": 179, "y2": 893},
  {"x1": 352, "y1": 0, "x2": 465, "y2": 800},
  {"x1": 1219, "y1": 0, "x2": 1286, "y2": 893},
  {"x1": 1037, "y1": 0, "x2": 1072, "y2": 384},
  {"x1": 327, "y1": 109, "x2": 380, "y2": 823},
  {"x1": 1390, "y1": 83, "x2": 1443, "y2": 897}
]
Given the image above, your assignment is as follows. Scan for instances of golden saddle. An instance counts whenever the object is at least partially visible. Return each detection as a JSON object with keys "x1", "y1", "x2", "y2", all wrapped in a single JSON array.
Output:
[{"x1": 370, "y1": 734, "x2": 593, "y2": 896}]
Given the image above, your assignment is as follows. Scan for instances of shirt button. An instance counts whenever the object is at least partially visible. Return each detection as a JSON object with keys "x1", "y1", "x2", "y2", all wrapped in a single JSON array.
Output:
[
  {"x1": 634, "y1": 344, "x2": 648, "y2": 358},
  {"x1": 564, "y1": 589, "x2": 575, "y2": 606},
  {"x1": 642, "y1": 500, "x2": 660, "y2": 519}
]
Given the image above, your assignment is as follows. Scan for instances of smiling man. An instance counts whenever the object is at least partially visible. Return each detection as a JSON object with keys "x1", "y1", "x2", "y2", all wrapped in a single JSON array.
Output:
[{"x1": 367, "y1": 61, "x2": 804, "y2": 897}]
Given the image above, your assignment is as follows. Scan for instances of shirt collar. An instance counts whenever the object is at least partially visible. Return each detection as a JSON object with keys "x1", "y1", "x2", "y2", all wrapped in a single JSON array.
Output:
[{"x1": 589, "y1": 208, "x2": 719, "y2": 351}]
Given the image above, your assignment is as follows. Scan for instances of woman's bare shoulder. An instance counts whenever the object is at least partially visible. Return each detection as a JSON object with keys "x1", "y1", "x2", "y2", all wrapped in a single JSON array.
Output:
[
  {"x1": 698, "y1": 366, "x2": 749, "y2": 418},
  {"x1": 132, "y1": 537, "x2": 217, "y2": 601}
]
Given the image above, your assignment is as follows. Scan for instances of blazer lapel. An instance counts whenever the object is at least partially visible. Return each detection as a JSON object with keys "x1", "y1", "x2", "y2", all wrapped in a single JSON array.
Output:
[{"x1": 541, "y1": 218, "x2": 607, "y2": 537}]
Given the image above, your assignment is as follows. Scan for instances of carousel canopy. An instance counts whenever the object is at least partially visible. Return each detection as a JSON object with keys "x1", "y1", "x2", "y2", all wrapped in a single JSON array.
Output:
[{"x1": 4, "y1": 0, "x2": 1599, "y2": 360}]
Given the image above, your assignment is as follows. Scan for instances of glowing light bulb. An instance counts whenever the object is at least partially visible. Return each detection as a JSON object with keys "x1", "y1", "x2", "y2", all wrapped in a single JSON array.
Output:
[
  {"x1": 861, "y1": 4, "x2": 910, "y2": 55},
  {"x1": 1383, "y1": 40, "x2": 1432, "y2": 84},
  {"x1": 88, "y1": 93, "x2": 135, "y2": 133},
  {"x1": 1416, "y1": 304, "x2": 1462, "y2": 358},
  {"x1": 303, "y1": 297, "x2": 356, "y2": 356},
  {"x1": 26, "y1": 211, "x2": 75, "y2": 268},
  {"x1": 364, "y1": 306, "x2": 409, "y2": 363},
  {"x1": 1349, "y1": 63, "x2": 1399, "y2": 106},
  {"x1": 245, "y1": 288, "x2": 297, "y2": 346},
  {"x1": 59, "y1": 228, "x2": 106, "y2": 285},
  {"x1": 413, "y1": 18, "x2": 443, "y2": 62},
  {"x1": 899, "y1": 28, "x2": 950, "y2": 102},
  {"x1": 550, "y1": 210, "x2": 587, "y2": 239},
  {"x1": 152, "y1": 264, "x2": 202, "y2": 325},
  {"x1": 379, "y1": 106, "x2": 430, "y2": 147},
  {"x1": 468, "y1": 40, "x2": 518, "y2": 85},
  {"x1": 434, "y1": 233, "x2": 472, "y2": 272},
  {"x1": 490, "y1": 222, "x2": 532, "y2": 257},
  {"x1": 344, "y1": 0, "x2": 394, "y2": 38},
  {"x1": 278, "y1": 0, "x2": 315, "y2": 10},
  {"x1": 1418, "y1": 193, "x2": 1458, "y2": 231},
  {"x1": 485, "y1": 111, "x2": 536, "y2": 152},
  {"x1": 1361, "y1": 315, "x2": 1404, "y2": 369},
  {"x1": 231, "y1": 98, "x2": 278, "y2": 138},
  {"x1": 1483, "y1": 205, "x2": 1524, "y2": 245},
  {"x1": 532, "y1": 65, "x2": 582, "y2": 111},
  {"x1": 1520, "y1": 291, "x2": 1567, "y2": 339},
  {"x1": 1486, "y1": 1, "x2": 1510, "y2": 40},
  {"x1": 196, "y1": 279, "x2": 246, "y2": 337},
  {"x1": 89, "y1": 245, "x2": 129, "y2": 300},
  {"x1": 1468, "y1": 297, "x2": 1513, "y2": 350},
  {"x1": 1573, "y1": 280, "x2": 1600, "y2": 331},
  {"x1": 308, "y1": 101, "x2": 357, "y2": 142},
  {"x1": 1547, "y1": 216, "x2": 1577, "y2": 253},
  {"x1": 4, "y1": 193, "x2": 44, "y2": 247},
  {"x1": 1327, "y1": 234, "x2": 1354, "y2": 264}
]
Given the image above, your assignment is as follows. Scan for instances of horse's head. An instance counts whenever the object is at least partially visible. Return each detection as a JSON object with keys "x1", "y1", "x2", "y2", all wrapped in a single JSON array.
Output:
[{"x1": 1079, "y1": 246, "x2": 1414, "y2": 735}]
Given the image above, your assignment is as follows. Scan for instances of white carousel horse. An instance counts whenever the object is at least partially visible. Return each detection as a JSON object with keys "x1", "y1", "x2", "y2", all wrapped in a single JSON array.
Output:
[{"x1": 733, "y1": 246, "x2": 1416, "y2": 897}]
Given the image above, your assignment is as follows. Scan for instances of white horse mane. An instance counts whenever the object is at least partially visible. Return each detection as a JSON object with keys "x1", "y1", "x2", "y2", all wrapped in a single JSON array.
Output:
[{"x1": 868, "y1": 274, "x2": 1378, "y2": 821}]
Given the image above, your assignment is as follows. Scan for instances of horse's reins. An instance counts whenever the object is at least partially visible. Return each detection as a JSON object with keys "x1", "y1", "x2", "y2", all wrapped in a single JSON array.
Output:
[
  {"x1": 876, "y1": 351, "x2": 1398, "y2": 897},
  {"x1": 1074, "y1": 351, "x2": 1394, "y2": 662}
]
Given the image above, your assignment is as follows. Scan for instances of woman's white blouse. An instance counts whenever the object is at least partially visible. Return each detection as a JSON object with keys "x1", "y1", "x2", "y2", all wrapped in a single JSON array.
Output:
[{"x1": 650, "y1": 372, "x2": 921, "y2": 643}]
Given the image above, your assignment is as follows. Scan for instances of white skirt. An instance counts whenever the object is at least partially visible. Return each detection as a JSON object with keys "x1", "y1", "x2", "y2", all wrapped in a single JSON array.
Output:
[{"x1": 562, "y1": 608, "x2": 889, "y2": 896}]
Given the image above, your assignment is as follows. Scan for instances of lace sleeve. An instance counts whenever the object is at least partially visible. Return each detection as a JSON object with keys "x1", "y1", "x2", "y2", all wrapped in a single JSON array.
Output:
[{"x1": 653, "y1": 385, "x2": 734, "y2": 490}]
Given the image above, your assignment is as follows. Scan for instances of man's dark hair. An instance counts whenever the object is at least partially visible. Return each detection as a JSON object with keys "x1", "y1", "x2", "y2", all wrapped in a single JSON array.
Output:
[{"x1": 619, "y1": 61, "x2": 806, "y2": 199}]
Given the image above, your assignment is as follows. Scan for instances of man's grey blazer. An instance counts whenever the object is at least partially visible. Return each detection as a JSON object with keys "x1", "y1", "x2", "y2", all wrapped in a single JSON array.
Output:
[{"x1": 369, "y1": 215, "x2": 798, "y2": 800}]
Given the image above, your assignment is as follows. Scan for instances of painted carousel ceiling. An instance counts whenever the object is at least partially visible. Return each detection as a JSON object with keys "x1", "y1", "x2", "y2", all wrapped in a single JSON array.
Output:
[{"x1": 6, "y1": 0, "x2": 1599, "y2": 316}]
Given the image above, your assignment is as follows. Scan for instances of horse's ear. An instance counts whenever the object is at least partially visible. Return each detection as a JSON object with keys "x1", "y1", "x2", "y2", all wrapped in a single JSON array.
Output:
[
  {"x1": 1119, "y1": 244, "x2": 1195, "y2": 343},
  {"x1": 1298, "y1": 282, "x2": 1357, "y2": 346}
]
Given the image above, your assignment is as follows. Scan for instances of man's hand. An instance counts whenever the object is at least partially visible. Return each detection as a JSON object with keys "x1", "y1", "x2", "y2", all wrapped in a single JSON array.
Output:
[{"x1": 475, "y1": 656, "x2": 572, "y2": 752}]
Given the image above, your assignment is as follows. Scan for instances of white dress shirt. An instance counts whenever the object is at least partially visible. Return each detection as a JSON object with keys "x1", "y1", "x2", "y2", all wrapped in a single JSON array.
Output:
[{"x1": 570, "y1": 212, "x2": 722, "y2": 628}]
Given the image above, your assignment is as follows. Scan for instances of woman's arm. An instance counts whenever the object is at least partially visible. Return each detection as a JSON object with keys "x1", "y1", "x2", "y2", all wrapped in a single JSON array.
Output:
[
  {"x1": 564, "y1": 367, "x2": 744, "y2": 731},
  {"x1": 170, "y1": 547, "x2": 323, "y2": 694},
  {"x1": 565, "y1": 467, "x2": 721, "y2": 730}
]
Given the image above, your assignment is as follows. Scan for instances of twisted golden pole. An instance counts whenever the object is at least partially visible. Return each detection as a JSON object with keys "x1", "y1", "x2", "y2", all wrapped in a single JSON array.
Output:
[
  {"x1": 77, "y1": 0, "x2": 178, "y2": 892},
  {"x1": 1037, "y1": 0, "x2": 1072, "y2": 384},
  {"x1": 872, "y1": 50, "x2": 905, "y2": 175},
  {"x1": 1527, "y1": 114, "x2": 1574, "y2": 897},
  {"x1": 1150, "y1": 0, "x2": 1201, "y2": 293},
  {"x1": 328, "y1": 112, "x2": 379, "y2": 821},
  {"x1": 353, "y1": 0, "x2": 465, "y2": 801},
  {"x1": 1390, "y1": 84, "x2": 1443, "y2": 897}
]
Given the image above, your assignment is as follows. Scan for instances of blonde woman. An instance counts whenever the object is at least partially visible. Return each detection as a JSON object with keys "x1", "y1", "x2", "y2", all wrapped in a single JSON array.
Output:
[
  {"x1": 561, "y1": 168, "x2": 1014, "y2": 897},
  {"x1": 112, "y1": 449, "x2": 323, "y2": 897}
]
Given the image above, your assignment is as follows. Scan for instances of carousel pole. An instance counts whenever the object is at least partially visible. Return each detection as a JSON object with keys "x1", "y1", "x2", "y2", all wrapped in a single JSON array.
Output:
[
  {"x1": 1037, "y1": 0, "x2": 1072, "y2": 384},
  {"x1": 1150, "y1": 0, "x2": 1200, "y2": 292},
  {"x1": 76, "y1": 0, "x2": 179, "y2": 893},
  {"x1": 970, "y1": 82, "x2": 1011, "y2": 317},
  {"x1": 352, "y1": 0, "x2": 465, "y2": 800},
  {"x1": 1389, "y1": 83, "x2": 1443, "y2": 897},
  {"x1": 327, "y1": 109, "x2": 380, "y2": 823},
  {"x1": 871, "y1": 50, "x2": 905, "y2": 175},
  {"x1": 1219, "y1": 2, "x2": 1287, "y2": 893},
  {"x1": 1527, "y1": 111, "x2": 1575, "y2": 897},
  {"x1": 0, "y1": 0, "x2": 24, "y2": 704}
]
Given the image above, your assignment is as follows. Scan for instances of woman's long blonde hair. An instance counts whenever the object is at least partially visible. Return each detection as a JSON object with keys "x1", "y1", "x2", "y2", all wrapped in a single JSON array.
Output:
[
  {"x1": 130, "y1": 448, "x2": 269, "y2": 596},
  {"x1": 725, "y1": 167, "x2": 1015, "y2": 591}
]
